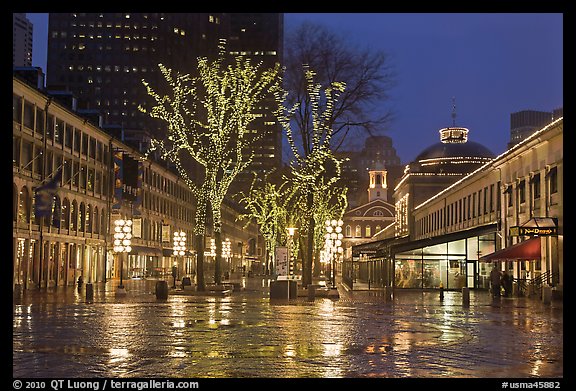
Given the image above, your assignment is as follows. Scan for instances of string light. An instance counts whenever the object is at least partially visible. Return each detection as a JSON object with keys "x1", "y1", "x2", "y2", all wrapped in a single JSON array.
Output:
[
  {"x1": 140, "y1": 46, "x2": 284, "y2": 283},
  {"x1": 275, "y1": 66, "x2": 349, "y2": 280}
]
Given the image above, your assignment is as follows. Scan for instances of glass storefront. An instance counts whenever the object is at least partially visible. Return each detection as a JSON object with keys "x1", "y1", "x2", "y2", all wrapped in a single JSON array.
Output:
[{"x1": 393, "y1": 233, "x2": 497, "y2": 289}]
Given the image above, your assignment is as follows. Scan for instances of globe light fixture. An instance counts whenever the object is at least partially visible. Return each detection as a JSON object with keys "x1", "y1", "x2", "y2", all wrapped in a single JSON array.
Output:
[{"x1": 325, "y1": 218, "x2": 343, "y2": 288}]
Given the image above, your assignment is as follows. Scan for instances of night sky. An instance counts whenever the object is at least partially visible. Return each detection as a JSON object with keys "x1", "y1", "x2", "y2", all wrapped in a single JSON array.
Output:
[{"x1": 26, "y1": 13, "x2": 563, "y2": 165}]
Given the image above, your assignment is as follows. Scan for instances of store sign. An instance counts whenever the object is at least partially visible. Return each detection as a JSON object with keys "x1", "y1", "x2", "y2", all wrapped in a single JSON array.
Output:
[
  {"x1": 162, "y1": 224, "x2": 171, "y2": 242},
  {"x1": 275, "y1": 247, "x2": 288, "y2": 276},
  {"x1": 509, "y1": 226, "x2": 557, "y2": 236},
  {"x1": 132, "y1": 217, "x2": 142, "y2": 238}
]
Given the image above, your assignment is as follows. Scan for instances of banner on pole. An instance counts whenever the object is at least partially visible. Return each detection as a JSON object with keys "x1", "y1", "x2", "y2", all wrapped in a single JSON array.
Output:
[{"x1": 34, "y1": 168, "x2": 62, "y2": 219}]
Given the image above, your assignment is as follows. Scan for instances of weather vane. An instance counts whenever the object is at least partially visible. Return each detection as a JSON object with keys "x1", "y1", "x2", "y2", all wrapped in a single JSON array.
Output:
[{"x1": 451, "y1": 96, "x2": 457, "y2": 127}]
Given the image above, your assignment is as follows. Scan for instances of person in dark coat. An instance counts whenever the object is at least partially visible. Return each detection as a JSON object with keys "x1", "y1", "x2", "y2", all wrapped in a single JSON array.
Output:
[
  {"x1": 501, "y1": 271, "x2": 512, "y2": 297},
  {"x1": 490, "y1": 265, "x2": 501, "y2": 297}
]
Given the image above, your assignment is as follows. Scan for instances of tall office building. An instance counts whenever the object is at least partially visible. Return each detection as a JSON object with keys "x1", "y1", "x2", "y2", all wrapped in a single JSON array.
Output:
[
  {"x1": 337, "y1": 135, "x2": 403, "y2": 208},
  {"x1": 13, "y1": 13, "x2": 33, "y2": 67},
  {"x1": 47, "y1": 13, "x2": 229, "y2": 142},
  {"x1": 46, "y1": 13, "x2": 284, "y2": 194},
  {"x1": 508, "y1": 109, "x2": 562, "y2": 149},
  {"x1": 227, "y1": 13, "x2": 284, "y2": 192}
]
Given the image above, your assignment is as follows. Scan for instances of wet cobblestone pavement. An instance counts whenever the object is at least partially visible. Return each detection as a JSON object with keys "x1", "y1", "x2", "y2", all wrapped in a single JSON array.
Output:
[{"x1": 13, "y1": 277, "x2": 563, "y2": 379}]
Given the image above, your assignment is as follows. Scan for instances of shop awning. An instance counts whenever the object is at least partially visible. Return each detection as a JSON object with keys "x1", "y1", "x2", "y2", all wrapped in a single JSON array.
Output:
[
  {"x1": 479, "y1": 237, "x2": 541, "y2": 262},
  {"x1": 129, "y1": 246, "x2": 162, "y2": 256}
]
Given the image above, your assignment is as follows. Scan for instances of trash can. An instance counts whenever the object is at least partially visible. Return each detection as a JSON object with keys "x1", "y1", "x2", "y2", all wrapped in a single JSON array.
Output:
[
  {"x1": 182, "y1": 277, "x2": 191, "y2": 287},
  {"x1": 155, "y1": 280, "x2": 169, "y2": 300},
  {"x1": 270, "y1": 280, "x2": 297, "y2": 300}
]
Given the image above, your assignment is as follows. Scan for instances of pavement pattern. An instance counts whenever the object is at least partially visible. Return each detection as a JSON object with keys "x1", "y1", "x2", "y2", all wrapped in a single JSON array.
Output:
[{"x1": 13, "y1": 277, "x2": 563, "y2": 379}]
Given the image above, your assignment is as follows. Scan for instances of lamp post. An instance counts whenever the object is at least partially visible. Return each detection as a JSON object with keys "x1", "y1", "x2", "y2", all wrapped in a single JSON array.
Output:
[
  {"x1": 325, "y1": 219, "x2": 343, "y2": 289},
  {"x1": 113, "y1": 218, "x2": 132, "y2": 295},
  {"x1": 286, "y1": 227, "x2": 297, "y2": 278},
  {"x1": 173, "y1": 230, "x2": 186, "y2": 288},
  {"x1": 222, "y1": 238, "x2": 231, "y2": 279}
]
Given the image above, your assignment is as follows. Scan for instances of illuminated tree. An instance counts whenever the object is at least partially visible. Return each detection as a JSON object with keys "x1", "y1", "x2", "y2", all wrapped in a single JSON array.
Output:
[
  {"x1": 236, "y1": 172, "x2": 295, "y2": 275},
  {"x1": 140, "y1": 46, "x2": 284, "y2": 288},
  {"x1": 312, "y1": 185, "x2": 348, "y2": 275},
  {"x1": 278, "y1": 67, "x2": 347, "y2": 287},
  {"x1": 285, "y1": 22, "x2": 395, "y2": 150}
]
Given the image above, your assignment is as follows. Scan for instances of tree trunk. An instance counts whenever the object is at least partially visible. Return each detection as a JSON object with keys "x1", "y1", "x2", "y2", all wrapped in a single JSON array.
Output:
[
  {"x1": 313, "y1": 247, "x2": 321, "y2": 278},
  {"x1": 195, "y1": 234, "x2": 205, "y2": 291},
  {"x1": 214, "y1": 229, "x2": 222, "y2": 285}
]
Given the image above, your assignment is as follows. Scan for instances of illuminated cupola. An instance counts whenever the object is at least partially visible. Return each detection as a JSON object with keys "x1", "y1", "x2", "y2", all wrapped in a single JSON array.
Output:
[
  {"x1": 368, "y1": 161, "x2": 387, "y2": 202},
  {"x1": 439, "y1": 126, "x2": 469, "y2": 143},
  {"x1": 412, "y1": 98, "x2": 494, "y2": 174}
]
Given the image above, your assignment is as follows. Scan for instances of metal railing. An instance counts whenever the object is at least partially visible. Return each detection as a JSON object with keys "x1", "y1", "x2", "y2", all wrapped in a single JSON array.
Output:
[{"x1": 514, "y1": 270, "x2": 559, "y2": 296}]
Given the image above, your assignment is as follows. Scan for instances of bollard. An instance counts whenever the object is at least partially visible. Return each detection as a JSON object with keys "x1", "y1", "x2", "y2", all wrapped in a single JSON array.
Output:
[
  {"x1": 14, "y1": 284, "x2": 22, "y2": 299},
  {"x1": 86, "y1": 283, "x2": 94, "y2": 302},
  {"x1": 384, "y1": 286, "x2": 393, "y2": 303},
  {"x1": 542, "y1": 286, "x2": 552, "y2": 305},
  {"x1": 462, "y1": 287, "x2": 470, "y2": 307},
  {"x1": 307, "y1": 284, "x2": 316, "y2": 301},
  {"x1": 155, "y1": 280, "x2": 169, "y2": 300},
  {"x1": 439, "y1": 282, "x2": 444, "y2": 301}
]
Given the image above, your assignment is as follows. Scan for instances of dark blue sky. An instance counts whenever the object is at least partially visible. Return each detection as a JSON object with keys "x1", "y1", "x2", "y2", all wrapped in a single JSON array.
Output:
[{"x1": 26, "y1": 13, "x2": 563, "y2": 165}]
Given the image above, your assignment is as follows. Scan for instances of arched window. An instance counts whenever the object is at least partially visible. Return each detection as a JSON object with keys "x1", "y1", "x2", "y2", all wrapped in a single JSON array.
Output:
[
  {"x1": 18, "y1": 186, "x2": 30, "y2": 225},
  {"x1": 85, "y1": 204, "x2": 92, "y2": 233},
  {"x1": 93, "y1": 207, "x2": 99, "y2": 234},
  {"x1": 52, "y1": 195, "x2": 61, "y2": 229},
  {"x1": 345, "y1": 225, "x2": 352, "y2": 237},
  {"x1": 373, "y1": 210, "x2": 384, "y2": 216},
  {"x1": 13, "y1": 184, "x2": 18, "y2": 222},
  {"x1": 62, "y1": 198, "x2": 70, "y2": 229},
  {"x1": 79, "y1": 202, "x2": 86, "y2": 232},
  {"x1": 375, "y1": 225, "x2": 381, "y2": 233},
  {"x1": 355, "y1": 225, "x2": 362, "y2": 237},
  {"x1": 376, "y1": 174, "x2": 381, "y2": 185},
  {"x1": 366, "y1": 225, "x2": 371, "y2": 237},
  {"x1": 70, "y1": 200, "x2": 78, "y2": 231},
  {"x1": 100, "y1": 208, "x2": 107, "y2": 236}
]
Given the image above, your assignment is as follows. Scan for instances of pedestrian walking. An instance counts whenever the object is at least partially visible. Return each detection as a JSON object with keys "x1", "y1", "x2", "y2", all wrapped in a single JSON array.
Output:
[
  {"x1": 490, "y1": 265, "x2": 501, "y2": 297},
  {"x1": 501, "y1": 271, "x2": 512, "y2": 297}
]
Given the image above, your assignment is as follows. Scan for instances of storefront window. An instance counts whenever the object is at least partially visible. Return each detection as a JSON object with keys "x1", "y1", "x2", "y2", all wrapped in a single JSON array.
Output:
[
  {"x1": 395, "y1": 259, "x2": 422, "y2": 288},
  {"x1": 18, "y1": 187, "x2": 30, "y2": 225}
]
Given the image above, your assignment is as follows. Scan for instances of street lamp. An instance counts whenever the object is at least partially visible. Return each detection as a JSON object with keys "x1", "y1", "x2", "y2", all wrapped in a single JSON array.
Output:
[
  {"x1": 113, "y1": 218, "x2": 132, "y2": 294},
  {"x1": 286, "y1": 227, "x2": 297, "y2": 277},
  {"x1": 173, "y1": 230, "x2": 186, "y2": 288},
  {"x1": 325, "y1": 219, "x2": 343, "y2": 289},
  {"x1": 222, "y1": 238, "x2": 231, "y2": 278}
]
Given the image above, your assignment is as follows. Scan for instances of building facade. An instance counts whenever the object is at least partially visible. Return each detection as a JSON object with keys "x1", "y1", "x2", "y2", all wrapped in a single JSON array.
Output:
[
  {"x1": 508, "y1": 108, "x2": 563, "y2": 149},
  {"x1": 13, "y1": 13, "x2": 34, "y2": 67},
  {"x1": 349, "y1": 118, "x2": 563, "y2": 296},
  {"x1": 13, "y1": 75, "x2": 260, "y2": 292},
  {"x1": 46, "y1": 13, "x2": 229, "y2": 136},
  {"x1": 338, "y1": 135, "x2": 403, "y2": 208},
  {"x1": 46, "y1": 13, "x2": 284, "y2": 196}
]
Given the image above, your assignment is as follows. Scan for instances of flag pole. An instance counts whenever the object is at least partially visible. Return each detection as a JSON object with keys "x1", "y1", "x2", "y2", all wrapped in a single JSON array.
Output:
[{"x1": 38, "y1": 98, "x2": 52, "y2": 289}]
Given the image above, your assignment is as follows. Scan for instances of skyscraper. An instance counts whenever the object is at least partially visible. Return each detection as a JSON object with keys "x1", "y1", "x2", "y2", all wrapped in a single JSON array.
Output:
[
  {"x1": 46, "y1": 13, "x2": 284, "y2": 193},
  {"x1": 13, "y1": 13, "x2": 33, "y2": 67},
  {"x1": 227, "y1": 13, "x2": 284, "y2": 191},
  {"x1": 47, "y1": 13, "x2": 229, "y2": 141},
  {"x1": 508, "y1": 109, "x2": 561, "y2": 149}
]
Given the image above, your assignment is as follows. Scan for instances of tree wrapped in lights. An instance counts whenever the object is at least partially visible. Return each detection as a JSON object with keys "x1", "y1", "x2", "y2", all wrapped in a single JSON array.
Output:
[
  {"x1": 313, "y1": 185, "x2": 348, "y2": 275},
  {"x1": 277, "y1": 66, "x2": 348, "y2": 287},
  {"x1": 140, "y1": 46, "x2": 284, "y2": 288},
  {"x1": 236, "y1": 172, "x2": 295, "y2": 275}
]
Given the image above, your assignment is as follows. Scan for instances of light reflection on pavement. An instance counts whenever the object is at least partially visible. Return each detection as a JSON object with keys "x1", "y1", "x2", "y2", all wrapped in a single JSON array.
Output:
[{"x1": 13, "y1": 277, "x2": 563, "y2": 378}]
